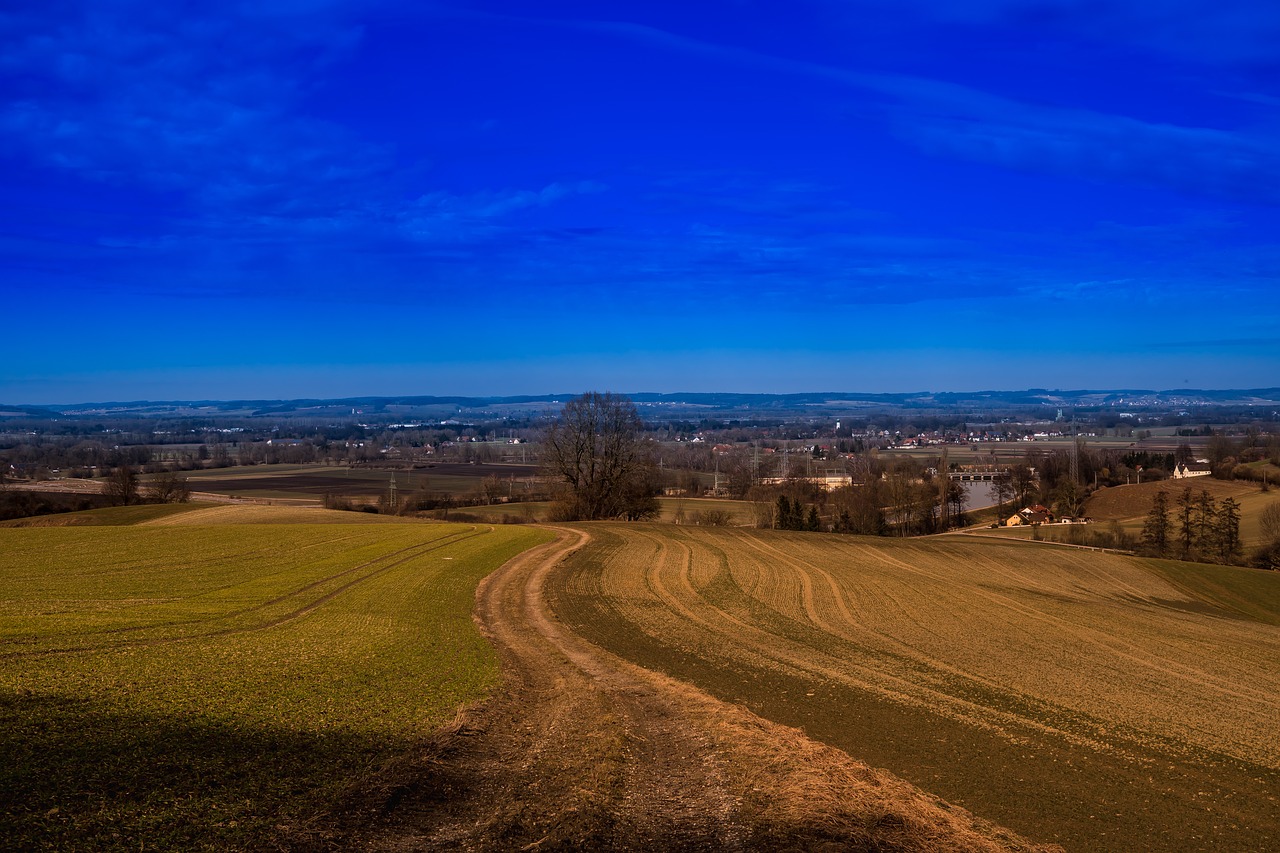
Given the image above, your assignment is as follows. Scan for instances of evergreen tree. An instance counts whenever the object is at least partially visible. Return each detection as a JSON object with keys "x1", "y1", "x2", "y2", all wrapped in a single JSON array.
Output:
[
  {"x1": 1140, "y1": 490, "x2": 1170, "y2": 557},
  {"x1": 775, "y1": 495, "x2": 798, "y2": 530},
  {"x1": 1216, "y1": 497, "x2": 1242, "y2": 564},
  {"x1": 835, "y1": 508, "x2": 853, "y2": 533},
  {"x1": 1176, "y1": 487, "x2": 1196, "y2": 559},
  {"x1": 806, "y1": 505, "x2": 821, "y2": 532},
  {"x1": 1194, "y1": 490, "x2": 1217, "y2": 547}
]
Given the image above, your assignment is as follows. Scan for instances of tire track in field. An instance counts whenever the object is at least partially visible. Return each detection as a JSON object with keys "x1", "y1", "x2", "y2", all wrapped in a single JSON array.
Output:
[
  {"x1": 956, "y1": 543, "x2": 1280, "y2": 701},
  {"x1": 695, "y1": 531, "x2": 1126, "y2": 750},
  {"x1": 607, "y1": 527, "x2": 940, "y2": 729},
  {"x1": 734, "y1": 533, "x2": 1221, "y2": 760},
  {"x1": 627, "y1": 529, "x2": 1054, "y2": 744},
  {"x1": 854, "y1": 537, "x2": 1279, "y2": 709},
  {"x1": 609, "y1": 527, "x2": 1276, "y2": 769},
  {"x1": 2, "y1": 528, "x2": 488, "y2": 659},
  {"x1": 551, "y1": 524, "x2": 1280, "y2": 853},
  {"x1": 370, "y1": 525, "x2": 750, "y2": 850},
  {"x1": 737, "y1": 531, "x2": 1280, "y2": 768},
  {"x1": 739, "y1": 533, "x2": 1022, "y2": 695}
]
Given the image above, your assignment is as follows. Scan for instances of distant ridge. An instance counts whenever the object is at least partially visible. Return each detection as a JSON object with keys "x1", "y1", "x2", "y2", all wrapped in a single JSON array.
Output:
[{"x1": 4, "y1": 388, "x2": 1279, "y2": 417}]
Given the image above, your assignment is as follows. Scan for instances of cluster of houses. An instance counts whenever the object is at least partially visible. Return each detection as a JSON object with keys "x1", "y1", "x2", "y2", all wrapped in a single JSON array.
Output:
[{"x1": 1004, "y1": 504, "x2": 1092, "y2": 527}]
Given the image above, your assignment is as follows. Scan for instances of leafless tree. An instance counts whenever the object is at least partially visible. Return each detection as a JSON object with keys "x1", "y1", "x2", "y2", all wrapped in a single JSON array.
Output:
[
  {"x1": 1261, "y1": 502, "x2": 1280, "y2": 544},
  {"x1": 542, "y1": 392, "x2": 658, "y2": 521},
  {"x1": 105, "y1": 465, "x2": 139, "y2": 506},
  {"x1": 481, "y1": 474, "x2": 505, "y2": 505},
  {"x1": 147, "y1": 469, "x2": 191, "y2": 503}
]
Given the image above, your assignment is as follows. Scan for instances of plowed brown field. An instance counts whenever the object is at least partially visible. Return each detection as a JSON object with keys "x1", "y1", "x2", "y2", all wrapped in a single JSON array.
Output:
[{"x1": 548, "y1": 524, "x2": 1280, "y2": 851}]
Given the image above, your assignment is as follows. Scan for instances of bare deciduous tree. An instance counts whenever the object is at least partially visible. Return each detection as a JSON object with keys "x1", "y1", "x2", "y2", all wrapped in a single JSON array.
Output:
[
  {"x1": 147, "y1": 469, "x2": 191, "y2": 503},
  {"x1": 104, "y1": 465, "x2": 139, "y2": 506},
  {"x1": 542, "y1": 392, "x2": 658, "y2": 521},
  {"x1": 1261, "y1": 502, "x2": 1280, "y2": 544},
  {"x1": 481, "y1": 474, "x2": 505, "y2": 505}
]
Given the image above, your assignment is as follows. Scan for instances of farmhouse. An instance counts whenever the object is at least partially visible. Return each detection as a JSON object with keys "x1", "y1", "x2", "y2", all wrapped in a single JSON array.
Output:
[
  {"x1": 1171, "y1": 462, "x2": 1212, "y2": 479},
  {"x1": 1006, "y1": 504, "x2": 1054, "y2": 526}
]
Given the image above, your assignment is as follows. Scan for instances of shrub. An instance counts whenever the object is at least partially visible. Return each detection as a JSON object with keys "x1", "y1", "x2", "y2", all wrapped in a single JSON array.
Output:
[
  {"x1": 1250, "y1": 541, "x2": 1280, "y2": 571},
  {"x1": 689, "y1": 509, "x2": 731, "y2": 527}
]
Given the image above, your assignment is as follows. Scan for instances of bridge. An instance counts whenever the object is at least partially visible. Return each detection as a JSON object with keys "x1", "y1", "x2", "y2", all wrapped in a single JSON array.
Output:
[{"x1": 947, "y1": 469, "x2": 1011, "y2": 482}]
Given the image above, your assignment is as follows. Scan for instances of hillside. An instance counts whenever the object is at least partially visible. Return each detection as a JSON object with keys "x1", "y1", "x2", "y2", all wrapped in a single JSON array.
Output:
[
  {"x1": 1085, "y1": 478, "x2": 1279, "y2": 547},
  {"x1": 549, "y1": 524, "x2": 1280, "y2": 851},
  {"x1": 0, "y1": 508, "x2": 553, "y2": 850}
]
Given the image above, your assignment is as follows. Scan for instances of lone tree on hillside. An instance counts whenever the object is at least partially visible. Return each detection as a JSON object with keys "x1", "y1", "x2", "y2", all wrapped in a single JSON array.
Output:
[
  {"x1": 147, "y1": 469, "x2": 191, "y2": 504},
  {"x1": 542, "y1": 392, "x2": 659, "y2": 521},
  {"x1": 1261, "y1": 502, "x2": 1280, "y2": 545},
  {"x1": 105, "y1": 465, "x2": 139, "y2": 506}
]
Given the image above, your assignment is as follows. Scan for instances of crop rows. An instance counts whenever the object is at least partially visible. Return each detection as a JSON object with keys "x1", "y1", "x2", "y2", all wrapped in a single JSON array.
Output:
[{"x1": 551, "y1": 523, "x2": 1280, "y2": 851}]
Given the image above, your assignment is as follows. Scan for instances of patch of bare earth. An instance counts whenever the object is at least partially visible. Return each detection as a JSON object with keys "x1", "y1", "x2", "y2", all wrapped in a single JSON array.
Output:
[{"x1": 334, "y1": 528, "x2": 1056, "y2": 852}]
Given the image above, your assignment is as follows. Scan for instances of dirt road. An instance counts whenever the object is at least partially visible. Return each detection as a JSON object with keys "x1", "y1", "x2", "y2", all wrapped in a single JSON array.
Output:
[{"x1": 348, "y1": 527, "x2": 1051, "y2": 851}]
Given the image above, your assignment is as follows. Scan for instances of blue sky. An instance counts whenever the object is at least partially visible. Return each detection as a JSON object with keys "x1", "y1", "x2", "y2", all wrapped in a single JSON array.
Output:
[{"x1": 2, "y1": 0, "x2": 1278, "y2": 403}]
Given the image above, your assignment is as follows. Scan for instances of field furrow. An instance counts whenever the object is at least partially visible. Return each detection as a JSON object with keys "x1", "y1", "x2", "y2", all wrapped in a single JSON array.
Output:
[{"x1": 550, "y1": 523, "x2": 1280, "y2": 852}]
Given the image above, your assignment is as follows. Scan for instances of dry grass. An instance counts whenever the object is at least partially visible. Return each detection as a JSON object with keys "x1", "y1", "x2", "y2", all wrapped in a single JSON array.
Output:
[
  {"x1": 657, "y1": 496, "x2": 758, "y2": 525},
  {"x1": 1085, "y1": 478, "x2": 1278, "y2": 547}
]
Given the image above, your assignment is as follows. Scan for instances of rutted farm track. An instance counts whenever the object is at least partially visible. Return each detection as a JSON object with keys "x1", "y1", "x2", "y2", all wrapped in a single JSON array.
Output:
[{"x1": 361, "y1": 527, "x2": 1053, "y2": 852}]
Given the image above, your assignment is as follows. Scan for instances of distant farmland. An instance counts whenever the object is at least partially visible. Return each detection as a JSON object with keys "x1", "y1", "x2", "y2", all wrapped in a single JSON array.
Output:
[
  {"x1": 548, "y1": 524, "x2": 1280, "y2": 851},
  {"x1": 0, "y1": 507, "x2": 552, "y2": 850},
  {"x1": 179, "y1": 461, "x2": 542, "y2": 502}
]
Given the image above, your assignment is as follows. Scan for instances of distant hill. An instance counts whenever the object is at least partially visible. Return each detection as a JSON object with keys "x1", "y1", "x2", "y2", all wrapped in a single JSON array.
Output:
[{"x1": 5, "y1": 387, "x2": 1280, "y2": 419}]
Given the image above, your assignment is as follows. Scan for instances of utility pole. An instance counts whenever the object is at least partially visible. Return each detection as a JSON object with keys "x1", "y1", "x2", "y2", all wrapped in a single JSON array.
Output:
[{"x1": 1069, "y1": 411, "x2": 1080, "y2": 484}]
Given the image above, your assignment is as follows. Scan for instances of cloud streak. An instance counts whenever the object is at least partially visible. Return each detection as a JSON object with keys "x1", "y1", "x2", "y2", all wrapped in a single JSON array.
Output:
[
  {"x1": 0, "y1": 1, "x2": 375, "y2": 207},
  {"x1": 574, "y1": 16, "x2": 1280, "y2": 206}
]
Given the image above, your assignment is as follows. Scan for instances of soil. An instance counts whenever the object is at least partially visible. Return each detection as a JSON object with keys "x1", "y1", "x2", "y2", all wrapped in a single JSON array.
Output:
[{"x1": 328, "y1": 528, "x2": 1053, "y2": 852}]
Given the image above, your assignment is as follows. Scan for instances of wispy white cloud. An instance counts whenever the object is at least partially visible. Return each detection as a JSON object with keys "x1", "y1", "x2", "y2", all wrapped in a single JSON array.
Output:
[
  {"x1": 0, "y1": 0, "x2": 374, "y2": 206},
  {"x1": 0, "y1": 0, "x2": 611, "y2": 294},
  {"x1": 398, "y1": 181, "x2": 608, "y2": 242},
  {"x1": 855, "y1": 73, "x2": 1280, "y2": 204},
  {"x1": 570, "y1": 16, "x2": 1280, "y2": 205},
  {"x1": 857, "y1": 0, "x2": 1280, "y2": 66}
]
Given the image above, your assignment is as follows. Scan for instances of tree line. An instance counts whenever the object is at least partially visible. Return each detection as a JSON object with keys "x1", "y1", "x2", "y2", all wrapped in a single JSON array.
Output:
[{"x1": 1140, "y1": 487, "x2": 1241, "y2": 564}]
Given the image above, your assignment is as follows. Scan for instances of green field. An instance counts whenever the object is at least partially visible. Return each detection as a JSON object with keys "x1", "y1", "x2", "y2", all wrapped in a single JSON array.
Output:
[{"x1": 0, "y1": 507, "x2": 552, "y2": 850}]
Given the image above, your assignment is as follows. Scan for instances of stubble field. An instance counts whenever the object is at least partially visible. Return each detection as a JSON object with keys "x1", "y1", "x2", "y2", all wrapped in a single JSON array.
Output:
[{"x1": 548, "y1": 524, "x2": 1280, "y2": 851}]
